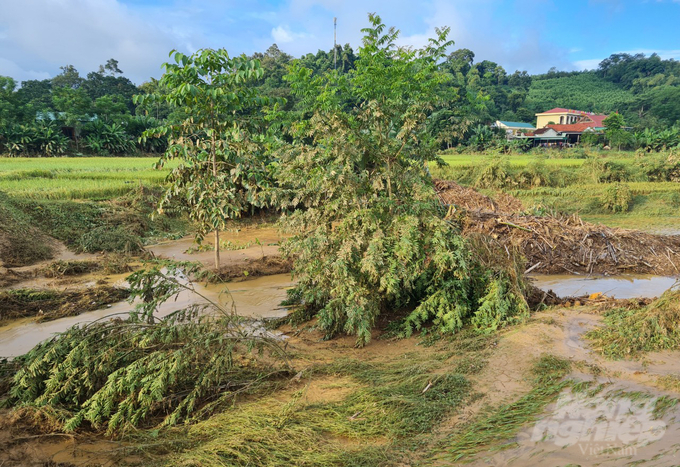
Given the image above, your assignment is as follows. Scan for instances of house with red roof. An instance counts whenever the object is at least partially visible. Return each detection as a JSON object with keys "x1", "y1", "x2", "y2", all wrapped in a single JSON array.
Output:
[{"x1": 535, "y1": 108, "x2": 608, "y2": 144}]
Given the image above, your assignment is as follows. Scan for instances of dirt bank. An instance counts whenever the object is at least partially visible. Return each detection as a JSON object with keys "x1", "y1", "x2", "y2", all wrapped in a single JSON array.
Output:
[{"x1": 0, "y1": 286, "x2": 130, "y2": 323}]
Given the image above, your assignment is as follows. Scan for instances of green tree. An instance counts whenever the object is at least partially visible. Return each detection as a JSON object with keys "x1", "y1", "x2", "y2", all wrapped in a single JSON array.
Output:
[
  {"x1": 0, "y1": 76, "x2": 18, "y2": 127},
  {"x1": 52, "y1": 86, "x2": 92, "y2": 149},
  {"x1": 274, "y1": 14, "x2": 527, "y2": 345},
  {"x1": 137, "y1": 49, "x2": 271, "y2": 269},
  {"x1": 603, "y1": 112, "x2": 629, "y2": 149},
  {"x1": 52, "y1": 64, "x2": 84, "y2": 90}
]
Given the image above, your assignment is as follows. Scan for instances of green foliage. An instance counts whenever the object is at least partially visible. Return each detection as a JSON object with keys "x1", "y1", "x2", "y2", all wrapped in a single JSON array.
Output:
[
  {"x1": 527, "y1": 72, "x2": 635, "y2": 115},
  {"x1": 515, "y1": 158, "x2": 559, "y2": 188},
  {"x1": 0, "y1": 191, "x2": 54, "y2": 266},
  {"x1": 0, "y1": 121, "x2": 69, "y2": 156},
  {"x1": 138, "y1": 48, "x2": 273, "y2": 268},
  {"x1": 579, "y1": 157, "x2": 631, "y2": 183},
  {"x1": 78, "y1": 225, "x2": 143, "y2": 253},
  {"x1": 5, "y1": 262, "x2": 290, "y2": 433},
  {"x1": 634, "y1": 127, "x2": 680, "y2": 152},
  {"x1": 474, "y1": 157, "x2": 513, "y2": 189},
  {"x1": 274, "y1": 16, "x2": 528, "y2": 345},
  {"x1": 601, "y1": 182, "x2": 633, "y2": 213},
  {"x1": 167, "y1": 339, "x2": 479, "y2": 466},
  {"x1": 82, "y1": 120, "x2": 135, "y2": 155}
]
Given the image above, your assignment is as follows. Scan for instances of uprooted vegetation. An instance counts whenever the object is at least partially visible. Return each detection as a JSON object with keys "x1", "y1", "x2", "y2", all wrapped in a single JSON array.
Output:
[
  {"x1": 0, "y1": 286, "x2": 130, "y2": 323},
  {"x1": 0, "y1": 185, "x2": 187, "y2": 268},
  {"x1": 587, "y1": 285, "x2": 680, "y2": 358},
  {"x1": 431, "y1": 151, "x2": 680, "y2": 232},
  {"x1": 1, "y1": 263, "x2": 291, "y2": 434},
  {"x1": 435, "y1": 179, "x2": 680, "y2": 275}
]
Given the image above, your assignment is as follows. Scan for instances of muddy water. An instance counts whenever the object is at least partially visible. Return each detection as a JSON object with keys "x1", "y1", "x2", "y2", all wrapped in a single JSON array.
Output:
[
  {"x1": 530, "y1": 274, "x2": 678, "y2": 299},
  {"x1": 0, "y1": 273, "x2": 294, "y2": 358},
  {"x1": 148, "y1": 227, "x2": 284, "y2": 266}
]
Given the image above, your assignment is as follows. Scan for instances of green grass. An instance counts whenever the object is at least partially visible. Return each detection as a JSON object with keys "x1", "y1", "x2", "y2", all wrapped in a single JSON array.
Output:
[
  {"x1": 438, "y1": 153, "x2": 589, "y2": 168},
  {"x1": 587, "y1": 289, "x2": 680, "y2": 359},
  {"x1": 0, "y1": 157, "x2": 174, "y2": 200},
  {"x1": 432, "y1": 150, "x2": 680, "y2": 233}
]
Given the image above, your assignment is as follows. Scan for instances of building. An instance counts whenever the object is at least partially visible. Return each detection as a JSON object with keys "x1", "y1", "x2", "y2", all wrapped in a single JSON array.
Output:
[
  {"x1": 495, "y1": 120, "x2": 535, "y2": 139},
  {"x1": 520, "y1": 127, "x2": 568, "y2": 147},
  {"x1": 535, "y1": 108, "x2": 607, "y2": 129}
]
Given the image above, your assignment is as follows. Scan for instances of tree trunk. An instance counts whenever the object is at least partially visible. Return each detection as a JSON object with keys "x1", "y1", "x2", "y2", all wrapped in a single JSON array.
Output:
[{"x1": 214, "y1": 229, "x2": 220, "y2": 270}]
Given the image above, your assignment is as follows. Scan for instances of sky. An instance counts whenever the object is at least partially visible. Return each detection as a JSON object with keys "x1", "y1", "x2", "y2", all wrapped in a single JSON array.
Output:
[{"x1": 0, "y1": 0, "x2": 679, "y2": 85}]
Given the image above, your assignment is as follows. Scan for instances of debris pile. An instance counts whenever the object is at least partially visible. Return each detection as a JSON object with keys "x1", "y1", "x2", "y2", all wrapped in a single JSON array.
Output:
[
  {"x1": 435, "y1": 179, "x2": 680, "y2": 276},
  {"x1": 434, "y1": 179, "x2": 523, "y2": 214}
]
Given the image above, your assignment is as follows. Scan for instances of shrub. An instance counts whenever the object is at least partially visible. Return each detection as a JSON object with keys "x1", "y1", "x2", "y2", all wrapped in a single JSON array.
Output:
[
  {"x1": 474, "y1": 157, "x2": 513, "y2": 189},
  {"x1": 580, "y1": 157, "x2": 631, "y2": 183},
  {"x1": 0, "y1": 122, "x2": 68, "y2": 157},
  {"x1": 4, "y1": 263, "x2": 291, "y2": 433},
  {"x1": 79, "y1": 225, "x2": 143, "y2": 253},
  {"x1": 639, "y1": 154, "x2": 680, "y2": 182},
  {"x1": 601, "y1": 182, "x2": 633, "y2": 213},
  {"x1": 82, "y1": 120, "x2": 135, "y2": 155},
  {"x1": 516, "y1": 158, "x2": 557, "y2": 188},
  {"x1": 587, "y1": 286, "x2": 680, "y2": 358}
]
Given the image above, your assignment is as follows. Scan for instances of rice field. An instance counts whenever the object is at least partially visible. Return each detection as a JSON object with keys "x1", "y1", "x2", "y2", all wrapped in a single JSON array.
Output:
[
  {"x1": 0, "y1": 157, "x2": 175, "y2": 200},
  {"x1": 433, "y1": 150, "x2": 680, "y2": 233}
]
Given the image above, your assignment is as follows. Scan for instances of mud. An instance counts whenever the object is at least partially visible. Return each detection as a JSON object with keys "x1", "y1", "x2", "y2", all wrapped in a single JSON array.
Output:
[
  {"x1": 469, "y1": 378, "x2": 680, "y2": 467},
  {"x1": 148, "y1": 226, "x2": 284, "y2": 269},
  {"x1": 212, "y1": 255, "x2": 292, "y2": 282},
  {"x1": 457, "y1": 307, "x2": 680, "y2": 466},
  {"x1": 0, "y1": 419, "x2": 139, "y2": 467},
  {"x1": 0, "y1": 286, "x2": 130, "y2": 323}
]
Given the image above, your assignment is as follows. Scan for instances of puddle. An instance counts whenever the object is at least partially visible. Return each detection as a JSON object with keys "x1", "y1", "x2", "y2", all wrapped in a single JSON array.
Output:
[
  {"x1": 148, "y1": 227, "x2": 284, "y2": 267},
  {"x1": 530, "y1": 274, "x2": 678, "y2": 299},
  {"x1": 468, "y1": 378, "x2": 680, "y2": 467},
  {"x1": 0, "y1": 273, "x2": 294, "y2": 358}
]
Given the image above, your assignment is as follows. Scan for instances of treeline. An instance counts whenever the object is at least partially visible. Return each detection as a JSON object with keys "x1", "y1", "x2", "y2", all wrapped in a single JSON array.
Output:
[
  {"x1": 1, "y1": 46, "x2": 680, "y2": 156},
  {"x1": 0, "y1": 59, "x2": 165, "y2": 156}
]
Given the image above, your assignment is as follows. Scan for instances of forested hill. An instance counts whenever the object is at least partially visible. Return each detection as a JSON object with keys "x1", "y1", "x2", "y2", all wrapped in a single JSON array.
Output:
[
  {"x1": 1, "y1": 46, "x2": 679, "y2": 156},
  {"x1": 249, "y1": 46, "x2": 680, "y2": 129}
]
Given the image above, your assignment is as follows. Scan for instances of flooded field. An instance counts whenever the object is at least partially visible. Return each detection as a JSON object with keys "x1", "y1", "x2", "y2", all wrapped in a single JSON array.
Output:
[{"x1": 0, "y1": 272, "x2": 293, "y2": 358}]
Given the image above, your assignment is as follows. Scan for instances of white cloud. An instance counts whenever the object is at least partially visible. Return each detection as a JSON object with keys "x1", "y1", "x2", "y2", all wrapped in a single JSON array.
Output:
[
  {"x1": 0, "y1": 57, "x2": 51, "y2": 82},
  {"x1": 271, "y1": 25, "x2": 308, "y2": 43},
  {"x1": 0, "y1": 0, "x2": 179, "y2": 84},
  {"x1": 574, "y1": 58, "x2": 602, "y2": 70}
]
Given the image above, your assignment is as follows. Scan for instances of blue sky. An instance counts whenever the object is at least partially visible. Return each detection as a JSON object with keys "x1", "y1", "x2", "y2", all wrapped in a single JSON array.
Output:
[{"x1": 0, "y1": 0, "x2": 678, "y2": 84}]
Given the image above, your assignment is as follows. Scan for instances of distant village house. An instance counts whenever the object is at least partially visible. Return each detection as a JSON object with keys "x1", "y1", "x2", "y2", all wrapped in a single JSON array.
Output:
[{"x1": 495, "y1": 108, "x2": 608, "y2": 146}]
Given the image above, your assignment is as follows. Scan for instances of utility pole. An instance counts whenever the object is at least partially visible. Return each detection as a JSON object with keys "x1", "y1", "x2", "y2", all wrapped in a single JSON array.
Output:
[{"x1": 334, "y1": 17, "x2": 337, "y2": 70}]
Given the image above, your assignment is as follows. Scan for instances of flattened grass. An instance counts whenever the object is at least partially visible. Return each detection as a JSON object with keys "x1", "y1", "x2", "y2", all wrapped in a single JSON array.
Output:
[
  {"x1": 587, "y1": 287, "x2": 680, "y2": 359},
  {"x1": 152, "y1": 336, "x2": 493, "y2": 467},
  {"x1": 440, "y1": 354, "x2": 572, "y2": 463}
]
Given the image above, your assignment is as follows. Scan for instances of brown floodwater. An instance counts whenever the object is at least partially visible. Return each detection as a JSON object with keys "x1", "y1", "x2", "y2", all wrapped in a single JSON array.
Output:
[
  {"x1": 147, "y1": 226, "x2": 284, "y2": 266},
  {"x1": 0, "y1": 273, "x2": 294, "y2": 358},
  {"x1": 530, "y1": 273, "x2": 679, "y2": 299}
]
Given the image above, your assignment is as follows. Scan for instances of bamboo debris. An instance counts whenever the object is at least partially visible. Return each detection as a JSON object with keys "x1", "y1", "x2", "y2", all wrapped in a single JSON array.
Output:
[{"x1": 434, "y1": 179, "x2": 680, "y2": 276}]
